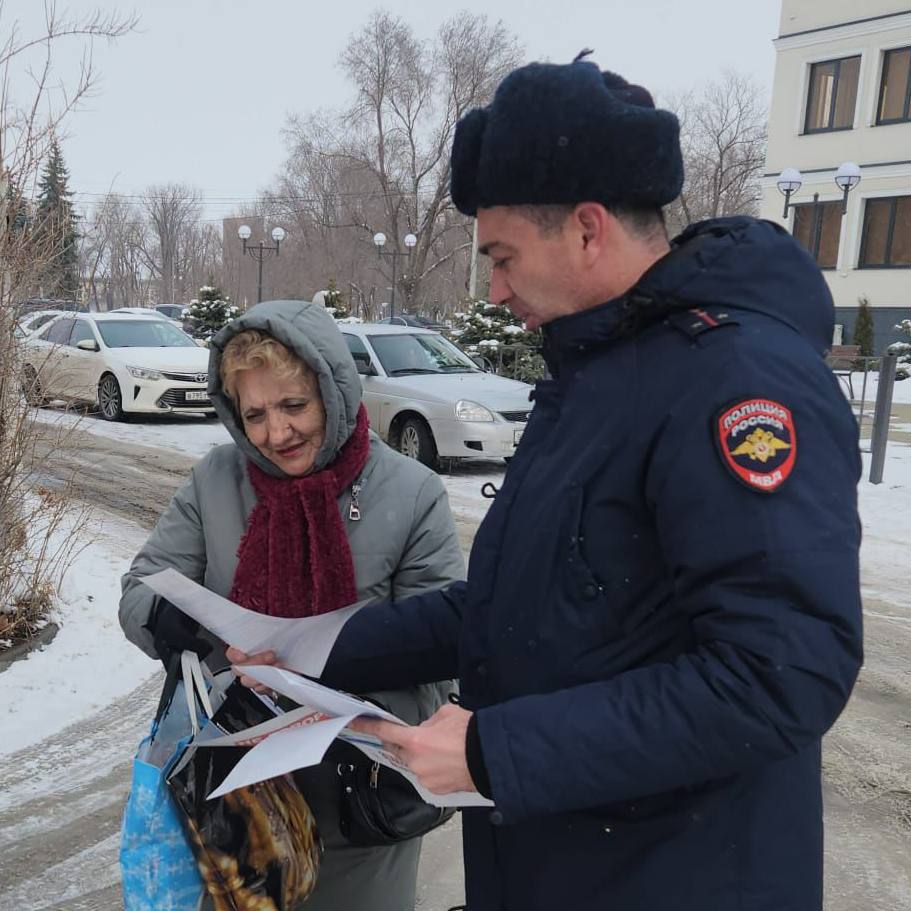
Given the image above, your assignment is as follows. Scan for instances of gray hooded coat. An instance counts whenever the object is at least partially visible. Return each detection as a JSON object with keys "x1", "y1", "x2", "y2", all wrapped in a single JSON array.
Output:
[{"x1": 120, "y1": 300, "x2": 465, "y2": 911}]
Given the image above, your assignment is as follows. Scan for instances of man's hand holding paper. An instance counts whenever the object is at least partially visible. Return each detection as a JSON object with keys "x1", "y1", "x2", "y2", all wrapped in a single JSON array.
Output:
[{"x1": 348, "y1": 705, "x2": 477, "y2": 796}]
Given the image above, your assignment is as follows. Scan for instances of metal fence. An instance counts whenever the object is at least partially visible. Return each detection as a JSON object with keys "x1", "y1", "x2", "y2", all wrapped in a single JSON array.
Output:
[{"x1": 826, "y1": 351, "x2": 898, "y2": 484}]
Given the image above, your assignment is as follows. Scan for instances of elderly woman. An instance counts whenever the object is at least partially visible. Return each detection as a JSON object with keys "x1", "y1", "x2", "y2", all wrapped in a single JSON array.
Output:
[{"x1": 119, "y1": 300, "x2": 465, "y2": 911}]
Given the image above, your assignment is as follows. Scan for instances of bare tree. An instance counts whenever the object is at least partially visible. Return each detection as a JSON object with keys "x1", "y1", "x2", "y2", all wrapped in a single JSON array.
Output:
[
  {"x1": 0, "y1": 2, "x2": 136, "y2": 645},
  {"x1": 82, "y1": 192, "x2": 224, "y2": 309},
  {"x1": 140, "y1": 183, "x2": 202, "y2": 303},
  {"x1": 181, "y1": 220, "x2": 224, "y2": 297},
  {"x1": 77, "y1": 201, "x2": 107, "y2": 308},
  {"x1": 264, "y1": 10, "x2": 522, "y2": 315},
  {"x1": 0, "y1": 2, "x2": 137, "y2": 209},
  {"x1": 663, "y1": 71, "x2": 768, "y2": 235},
  {"x1": 79, "y1": 192, "x2": 153, "y2": 309}
]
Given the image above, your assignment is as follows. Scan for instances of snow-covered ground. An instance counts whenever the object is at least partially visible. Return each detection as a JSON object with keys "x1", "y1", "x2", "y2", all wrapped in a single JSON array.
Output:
[
  {"x1": 858, "y1": 446, "x2": 911, "y2": 613},
  {"x1": 0, "y1": 509, "x2": 158, "y2": 758},
  {"x1": 32, "y1": 406, "x2": 231, "y2": 460},
  {"x1": 839, "y1": 369, "x2": 911, "y2": 407}
]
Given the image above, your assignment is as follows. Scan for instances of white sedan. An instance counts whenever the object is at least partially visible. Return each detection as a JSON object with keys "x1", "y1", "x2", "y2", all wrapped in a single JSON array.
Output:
[
  {"x1": 17, "y1": 309, "x2": 68, "y2": 337},
  {"x1": 340, "y1": 323, "x2": 534, "y2": 467},
  {"x1": 21, "y1": 312, "x2": 214, "y2": 420},
  {"x1": 109, "y1": 306, "x2": 184, "y2": 330}
]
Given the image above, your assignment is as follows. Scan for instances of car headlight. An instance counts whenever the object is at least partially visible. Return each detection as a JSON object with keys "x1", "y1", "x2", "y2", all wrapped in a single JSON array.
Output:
[
  {"x1": 127, "y1": 365, "x2": 163, "y2": 380},
  {"x1": 455, "y1": 400, "x2": 494, "y2": 422}
]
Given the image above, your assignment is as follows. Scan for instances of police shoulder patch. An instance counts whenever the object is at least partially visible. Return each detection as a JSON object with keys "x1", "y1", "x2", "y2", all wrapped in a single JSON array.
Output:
[{"x1": 715, "y1": 398, "x2": 797, "y2": 494}]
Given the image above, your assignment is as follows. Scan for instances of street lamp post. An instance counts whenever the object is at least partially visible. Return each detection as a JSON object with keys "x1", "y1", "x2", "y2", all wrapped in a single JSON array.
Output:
[
  {"x1": 776, "y1": 168, "x2": 803, "y2": 219},
  {"x1": 834, "y1": 162, "x2": 862, "y2": 214},
  {"x1": 777, "y1": 162, "x2": 863, "y2": 218},
  {"x1": 238, "y1": 224, "x2": 286, "y2": 304},
  {"x1": 373, "y1": 231, "x2": 417, "y2": 319}
]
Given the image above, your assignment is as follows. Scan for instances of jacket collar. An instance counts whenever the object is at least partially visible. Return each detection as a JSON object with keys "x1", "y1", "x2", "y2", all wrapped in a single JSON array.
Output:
[
  {"x1": 540, "y1": 244, "x2": 691, "y2": 374},
  {"x1": 540, "y1": 221, "x2": 755, "y2": 375}
]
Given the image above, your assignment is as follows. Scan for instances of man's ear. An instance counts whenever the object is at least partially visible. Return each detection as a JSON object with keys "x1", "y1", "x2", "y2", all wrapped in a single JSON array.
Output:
[{"x1": 573, "y1": 202, "x2": 614, "y2": 259}]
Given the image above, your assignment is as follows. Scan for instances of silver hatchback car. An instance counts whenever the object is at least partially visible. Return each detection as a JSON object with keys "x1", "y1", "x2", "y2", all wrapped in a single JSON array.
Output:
[{"x1": 340, "y1": 323, "x2": 534, "y2": 468}]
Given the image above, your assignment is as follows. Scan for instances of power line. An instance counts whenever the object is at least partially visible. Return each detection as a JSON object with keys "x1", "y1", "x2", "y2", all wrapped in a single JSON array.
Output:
[{"x1": 67, "y1": 186, "x2": 447, "y2": 205}]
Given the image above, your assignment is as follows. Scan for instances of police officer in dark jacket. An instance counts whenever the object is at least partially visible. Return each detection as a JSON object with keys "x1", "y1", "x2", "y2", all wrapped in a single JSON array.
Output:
[{"x1": 318, "y1": 57, "x2": 863, "y2": 911}]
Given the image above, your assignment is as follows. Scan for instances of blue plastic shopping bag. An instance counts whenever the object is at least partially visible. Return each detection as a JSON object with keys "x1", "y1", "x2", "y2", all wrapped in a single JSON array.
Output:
[{"x1": 120, "y1": 655, "x2": 207, "y2": 911}]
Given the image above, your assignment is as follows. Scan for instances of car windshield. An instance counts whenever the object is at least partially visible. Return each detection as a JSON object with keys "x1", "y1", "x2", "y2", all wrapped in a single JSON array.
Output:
[
  {"x1": 95, "y1": 320, "x2": 197, "y2": 348},
  {"x1": 368, "y1": 332, "x2": 479, "y2": 375}
]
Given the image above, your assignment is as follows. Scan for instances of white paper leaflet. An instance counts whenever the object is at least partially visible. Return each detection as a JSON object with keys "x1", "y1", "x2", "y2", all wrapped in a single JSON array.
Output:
[
  {"x1": 141, "y1": 571, "x2": 493, "y2": 808},
  {"x1": 141, "y1": 568, "x2": 368, "y2": 676},
  {"x1": 208, "y1": 665, "x2": 493, "y2": 808}
]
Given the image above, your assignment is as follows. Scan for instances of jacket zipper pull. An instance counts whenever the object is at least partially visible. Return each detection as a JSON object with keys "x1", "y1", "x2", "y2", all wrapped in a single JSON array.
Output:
[
  {"x1": 349, "y1": 482, "x2": 362, "y2": 521},
  {"x1": 369, "y1": 762, "x2": 380, "y2": 788}
]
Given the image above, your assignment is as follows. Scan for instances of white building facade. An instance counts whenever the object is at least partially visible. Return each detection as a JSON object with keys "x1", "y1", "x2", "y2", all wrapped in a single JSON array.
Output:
[{"x1": 760, "y1": 1, "x2": 911, "y2": 351}]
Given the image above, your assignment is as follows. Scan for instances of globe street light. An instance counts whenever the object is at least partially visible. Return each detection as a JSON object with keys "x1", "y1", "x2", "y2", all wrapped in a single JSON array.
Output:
[
  {"x1": 834, "y1": 162, "x2": 862, "y2": 214},
  {"x1": 777, "y1": 162, "x2": 862, "y2": 218},
  {"x1": 776, "y1": 168, "x2": 803, "y2": 218},
  {"x1": 238, "y1": 223, "x2": 286, "y2": 304},
  {"x1": 373, "y1": 231, "x2": 418, "y2": 319}
]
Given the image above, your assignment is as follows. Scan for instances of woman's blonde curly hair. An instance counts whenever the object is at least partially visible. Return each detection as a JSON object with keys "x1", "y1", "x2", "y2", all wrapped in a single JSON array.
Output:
[{"x1": 220, "y1": 329, "x2": 317, "y2": 403}]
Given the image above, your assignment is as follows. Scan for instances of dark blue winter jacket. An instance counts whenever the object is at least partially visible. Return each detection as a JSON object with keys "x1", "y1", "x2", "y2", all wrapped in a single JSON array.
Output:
[{"x1": 324, "y1": 217, "x2": 863, "y2": 911}]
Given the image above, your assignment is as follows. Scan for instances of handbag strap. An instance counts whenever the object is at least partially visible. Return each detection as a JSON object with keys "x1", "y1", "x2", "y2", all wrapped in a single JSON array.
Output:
[
  {"x1": 153, "y1": 653, "x2": 183, "y2": 728},
  {"x1": 181, "y1": 650, "x2": 214, "y2": 734}
]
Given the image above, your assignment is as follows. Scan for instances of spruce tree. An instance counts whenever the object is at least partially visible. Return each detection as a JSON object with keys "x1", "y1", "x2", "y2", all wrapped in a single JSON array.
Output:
[
  {"x1": 891, "y1": 316, "x2": 911, "y2": 380},
  {"x1": 323, "y1": 278, "x2": 349, "y2": 318},
  {"x1": 4, "y1": 179, "x2": 31, "y2": 237},
  {"x1": 185, "y1": 284, "x2": 240, "y2": 340},
  {"x1": 852, "y1": 296, "x2": 875, "y2": 358},
  {"x1": 451, "y1": 299, "x2": 545, "y2": 382},
  {"x1": 34, "y1": 138, "x2": 79, "y2": 299}
]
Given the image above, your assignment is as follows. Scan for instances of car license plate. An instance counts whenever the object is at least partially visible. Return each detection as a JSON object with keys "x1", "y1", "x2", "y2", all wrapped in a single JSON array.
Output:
[
  {"x1": 513, "y1": 428, "x2": 524, "y2": 446},
  {"x1": 185, "y1": 390, "x2": 209, "y2": 401}
]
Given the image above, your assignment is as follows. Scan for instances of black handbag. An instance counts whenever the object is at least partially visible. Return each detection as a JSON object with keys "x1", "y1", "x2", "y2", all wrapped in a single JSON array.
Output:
[{"x1": 331, "y1": 740, "x2": 456, "y2": 846}]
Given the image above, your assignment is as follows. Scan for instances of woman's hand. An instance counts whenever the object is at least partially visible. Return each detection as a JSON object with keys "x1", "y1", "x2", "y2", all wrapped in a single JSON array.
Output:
[{"x1": 226, "y1": 645, "x2": 282, "y2": 693}]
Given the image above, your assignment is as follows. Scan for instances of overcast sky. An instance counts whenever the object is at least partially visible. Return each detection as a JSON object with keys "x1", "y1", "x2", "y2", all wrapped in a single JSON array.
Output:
[{"x1": 4, "y1": 0, "x2": 782, "y2": 223}]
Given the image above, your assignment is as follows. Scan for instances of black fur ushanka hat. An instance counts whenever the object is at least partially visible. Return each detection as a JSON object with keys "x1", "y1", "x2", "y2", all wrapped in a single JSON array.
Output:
[{"x1": 451, "y1": 57, "x2": 684, "y2": 216}]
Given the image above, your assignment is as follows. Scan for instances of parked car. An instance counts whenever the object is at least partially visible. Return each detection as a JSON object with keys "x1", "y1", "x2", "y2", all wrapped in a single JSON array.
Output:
[
  {"x1": 109, "y1": 306, "x2": 184, "y2": 330},
  {"x1": 21, "y1": 313, "x2": 214, "y2": 421},
  {"x1": 154, "y1": 304, "x2": 188, "y2": 321},
  {"x1": 17, "y1": 309, "x2": 67, "y2": 337},
  {"x1": 376, "y1": 314, "x2": 448, "y2": 331},
  {"x1": 14, "y1": 298, "x2": 84, "y2": 317},
  {"x1": 340, "y1": 323, "x2": 533, "y2": 467}
]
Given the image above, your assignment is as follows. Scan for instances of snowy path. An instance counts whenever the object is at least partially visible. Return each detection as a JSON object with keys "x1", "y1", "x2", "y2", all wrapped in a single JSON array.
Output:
[{"x1": 0, "y1": 676, "x2": 155, "y2": 910}]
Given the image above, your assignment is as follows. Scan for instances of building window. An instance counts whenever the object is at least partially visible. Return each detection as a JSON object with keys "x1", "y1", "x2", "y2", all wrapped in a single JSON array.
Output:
[
  {"x1": 804, "y1": 56, "x2": 861, "y2": 133},
  {"x1": 793, "y1": 201, "x2": 842, "y2": 269},
  {"x1": 859, "y1": 197, "x2": 911, "y2": 268},
  {"x1": 877, "y1": 47, "x2": 911, "y2": 124}
]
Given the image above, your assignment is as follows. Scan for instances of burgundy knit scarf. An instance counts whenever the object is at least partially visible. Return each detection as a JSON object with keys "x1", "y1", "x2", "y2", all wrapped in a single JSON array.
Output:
[{"x1": 229, "y1": 405, "x2": 370, "y2": 618}]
